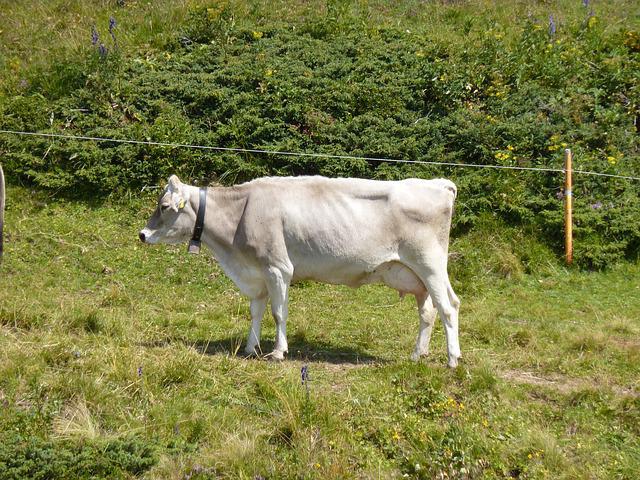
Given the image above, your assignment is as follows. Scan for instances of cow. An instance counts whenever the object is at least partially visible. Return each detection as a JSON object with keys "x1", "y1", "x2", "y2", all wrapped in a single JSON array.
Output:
[{"x1": 139, "y1": 175, "x2": 461, "y2": 367}]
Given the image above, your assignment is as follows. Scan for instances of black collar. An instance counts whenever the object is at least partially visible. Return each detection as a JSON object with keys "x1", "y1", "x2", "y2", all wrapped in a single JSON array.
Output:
[{"x1": 188, "y1": 187, "x2": 207, "y2": 254}]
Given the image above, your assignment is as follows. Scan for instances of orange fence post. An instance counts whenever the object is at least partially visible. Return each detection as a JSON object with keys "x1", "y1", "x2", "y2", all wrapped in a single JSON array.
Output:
[{"x1": 564, "y1": 149, "x2": 573, "y2": 265}]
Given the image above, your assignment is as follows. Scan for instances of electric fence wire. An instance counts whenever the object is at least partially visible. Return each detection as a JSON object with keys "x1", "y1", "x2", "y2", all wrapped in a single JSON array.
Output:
[{"x1": 1, "y1": 129, "x2": 639, "y2": 181}]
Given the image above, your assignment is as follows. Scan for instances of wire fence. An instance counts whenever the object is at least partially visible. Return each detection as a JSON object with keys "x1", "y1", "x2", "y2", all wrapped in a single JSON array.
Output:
[{"x1": 1, "y1": 129, "x2": 639, "y2": 181}]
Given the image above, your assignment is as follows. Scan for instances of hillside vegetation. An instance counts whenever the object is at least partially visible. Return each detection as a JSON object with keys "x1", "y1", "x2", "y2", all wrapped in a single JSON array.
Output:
[{"x1": 1, "y1": 0, "x2": 639, "y2": 267}]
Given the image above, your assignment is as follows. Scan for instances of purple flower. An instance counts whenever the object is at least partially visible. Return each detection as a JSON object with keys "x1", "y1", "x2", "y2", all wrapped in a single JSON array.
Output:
[
  {"x1": 590, "y1": 201, "x2": 603, "y2": 210},
  {"x1": 98, "y1": 43, "x2": 108, "y2": 58},
  {"x1": 91, "y1": 25, "x2": 99, "y2": 45},
  {"x1": 549, "y1": 14, "x2": 556, "y2": 36},
  {"x1": 137, "y1": 365, "x2": 143, "y2": 377},
  {"x1": 582, "y1": 0, "x2": 589, "y2": 7},
  {"x1": 109, "y1": 17, "x2": 118, "y2": 49},
  {"x1": 301, "y1": 365, "x2": 309, "y2": 385},
  {"x1": 556, "y1": 190, "x2": 564, "y2": 200}
]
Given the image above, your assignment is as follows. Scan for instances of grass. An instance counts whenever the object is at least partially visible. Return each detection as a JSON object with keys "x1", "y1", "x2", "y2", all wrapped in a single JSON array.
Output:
[{"x1": 1, "y1": 185, "x2": 638, "y2": 478}]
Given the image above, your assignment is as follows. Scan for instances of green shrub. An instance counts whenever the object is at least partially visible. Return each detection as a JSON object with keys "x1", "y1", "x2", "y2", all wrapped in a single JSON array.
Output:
[
  {"x1": 1, "y1": 5, "x2": 638, "y2": 267},
  {"x1": 0, "y1": 433, "x2": 157, "y2": 480}
]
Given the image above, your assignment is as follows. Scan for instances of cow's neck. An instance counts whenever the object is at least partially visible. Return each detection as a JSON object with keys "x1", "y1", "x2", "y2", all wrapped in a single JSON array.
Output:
[{"x1": 188, "y1": 184, "x2": 247, "y2": 258}]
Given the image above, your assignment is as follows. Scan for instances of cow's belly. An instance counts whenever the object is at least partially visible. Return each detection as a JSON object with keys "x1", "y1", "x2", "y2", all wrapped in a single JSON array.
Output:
[{"x1": 292, "y1": 257, "x2": 426, "y2": 296}]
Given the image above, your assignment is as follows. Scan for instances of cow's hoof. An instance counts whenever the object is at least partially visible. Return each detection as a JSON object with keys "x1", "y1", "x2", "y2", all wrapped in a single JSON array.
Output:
[
  {"x1": 411, "y1": 351, "x2": 429, "y2": 362},
  {"x1": 447, "y1": 356, "x2": 460, "y2": 368},
  {"x1": 265, "y1": 350, "x2": 286, "y2": 361},
  {"x1": 244, "y1": 347, "x2": 259, "y2": 358}
]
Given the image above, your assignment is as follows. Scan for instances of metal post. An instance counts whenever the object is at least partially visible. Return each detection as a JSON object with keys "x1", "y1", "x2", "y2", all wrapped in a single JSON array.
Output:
[{"x1": 564, "y1": 149, "x2": 573, "y2": 265}]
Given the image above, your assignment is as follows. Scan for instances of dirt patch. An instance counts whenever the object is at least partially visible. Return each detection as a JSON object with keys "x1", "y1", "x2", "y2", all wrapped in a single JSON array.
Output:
[
  {"x1": 500, "y1": 370, "x2": 639, "y2": 398},
  {"x1": 610, "y1": 337, "x2": 640, "y2": 352},
  {"x1": 315, "y1": 360, "x2": 382, "y2": 373}
]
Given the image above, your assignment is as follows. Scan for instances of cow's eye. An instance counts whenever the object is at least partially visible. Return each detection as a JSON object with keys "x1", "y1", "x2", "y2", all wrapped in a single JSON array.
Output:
[{"x1": 160, "y1": 204, "x2": 170, "y2": 212}]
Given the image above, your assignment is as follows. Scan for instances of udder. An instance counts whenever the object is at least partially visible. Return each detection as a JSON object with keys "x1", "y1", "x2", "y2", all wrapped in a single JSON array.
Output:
[{"x1": 359, "y1": 261, "x2": 427, "y2": 297}]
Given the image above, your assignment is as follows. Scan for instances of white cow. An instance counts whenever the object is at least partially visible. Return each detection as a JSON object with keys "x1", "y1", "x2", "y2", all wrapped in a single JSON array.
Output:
[{"x1": 139, "y1": 175, "x2": 461, "y2": 367}]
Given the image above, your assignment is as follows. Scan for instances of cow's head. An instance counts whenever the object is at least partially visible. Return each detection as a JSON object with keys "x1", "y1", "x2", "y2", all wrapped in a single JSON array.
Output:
[{"x1": 139, "y1": 175, "x2": 195, "y2": 245}]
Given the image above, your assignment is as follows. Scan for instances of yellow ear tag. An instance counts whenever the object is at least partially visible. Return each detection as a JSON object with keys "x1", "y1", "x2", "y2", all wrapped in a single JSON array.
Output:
[{"x1": 178, "y1": 199, "x2": 186, "y2": 210}]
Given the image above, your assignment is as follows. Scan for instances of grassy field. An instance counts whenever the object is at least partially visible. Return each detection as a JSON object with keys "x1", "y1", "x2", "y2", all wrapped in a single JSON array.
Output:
[
  {"x1": 1, "y1": 0, "x2": 639, "y2": 478},
  {"x1": 0, "y1": 185, "x2": 638, "y2": 479}
]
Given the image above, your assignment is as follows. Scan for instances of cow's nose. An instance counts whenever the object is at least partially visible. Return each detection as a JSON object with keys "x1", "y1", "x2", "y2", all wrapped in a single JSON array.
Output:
[{"x1": 139, "y1": 232, "x2": 146, "y2": 243}]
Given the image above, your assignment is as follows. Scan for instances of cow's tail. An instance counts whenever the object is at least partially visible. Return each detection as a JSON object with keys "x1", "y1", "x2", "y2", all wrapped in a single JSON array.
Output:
[
  {"x1": 433, "y1": 178, "x2": 457, "y2": 220},
  {"x1": 442, "y1": 179, "x2": 457, "y2": 199},
  {"x1": 0, "y1": 164, "x2": 4, "y2": 262}
]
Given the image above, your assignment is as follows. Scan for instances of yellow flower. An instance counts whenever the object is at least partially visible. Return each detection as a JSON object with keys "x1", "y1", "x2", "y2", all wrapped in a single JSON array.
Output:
[
  {"x1": 607, "y1": 156, "x2": 617, "y2": 165},
  {"x1": 506, "y1": 145, "x2": 514, "y2": 151},
  {"x1": 588, "y1": 16, "x2": 597, "y2": 29},
  {"x1": 207, "y1": 7, "x2": 223, "y2": 20},
  {"x1": 392, "y1": 431, "x2": 400, "y2": 441},
  {"x1": 482, "y1": 419, "x2": 489, "y2": 427},
  {"x1": 265, "y1": 69, "x2": 274, "y2": 77},
  {"x1": 252, "y1": 31, "x2": 264, "y2": 39}
]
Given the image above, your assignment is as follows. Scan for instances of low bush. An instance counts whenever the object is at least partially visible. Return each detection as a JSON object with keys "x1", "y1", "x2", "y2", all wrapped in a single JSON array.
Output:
[
  {"x1": 1, "y1": 4, "x2": 638, "y2": 267},
  {"x1": 0, "y1": 432, "x2": 157, "y2": 479}
]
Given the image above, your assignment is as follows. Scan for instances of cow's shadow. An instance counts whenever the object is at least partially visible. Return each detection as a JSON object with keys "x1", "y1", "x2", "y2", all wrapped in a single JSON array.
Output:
[{"x1": 181, "y1": 332, "x2": 386, "y2": 365}]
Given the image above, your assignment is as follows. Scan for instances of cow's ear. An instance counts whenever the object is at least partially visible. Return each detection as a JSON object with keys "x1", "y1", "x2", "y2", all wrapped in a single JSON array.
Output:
[
  {"x1": 167, "y1": 175, "x2": 186, "y2": 210},
  {"x1": 170, "y1": 183, "x2": 189, "y2": 212},
  {"x1": 168, "y1": 175, "x2": 181, "y2": 192}
]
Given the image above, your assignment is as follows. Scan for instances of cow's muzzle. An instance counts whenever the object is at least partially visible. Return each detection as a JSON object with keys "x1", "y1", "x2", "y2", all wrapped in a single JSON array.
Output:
[{"x1": 139, "y1": 231, "x2": 146, "y2": 243}]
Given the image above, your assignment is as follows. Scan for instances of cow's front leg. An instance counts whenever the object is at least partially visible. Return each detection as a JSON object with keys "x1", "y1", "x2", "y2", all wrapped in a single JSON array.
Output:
[
  {"x1": 264, "y1": 266, "x2": 292, "y2": 360},
  {"x1": 245, "y1": 295, "x2": 268, "y2": 356},
  {"x1": 411, "y1": 292, "x2": 437, "y2": 361}
]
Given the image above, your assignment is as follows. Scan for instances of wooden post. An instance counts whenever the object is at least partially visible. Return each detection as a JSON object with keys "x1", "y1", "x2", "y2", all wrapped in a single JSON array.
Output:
[{"x1": 564, "y1": 149, "x2": 573, "y2": 265}]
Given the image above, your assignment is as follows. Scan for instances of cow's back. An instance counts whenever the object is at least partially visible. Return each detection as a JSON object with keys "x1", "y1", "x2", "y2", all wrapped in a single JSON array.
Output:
[
  {"x1": 230, "y1": 176, "x2": 455, "y2": 284},
  {"x1": 236, "y1": 176, "x2": 455, "y2": 240}
]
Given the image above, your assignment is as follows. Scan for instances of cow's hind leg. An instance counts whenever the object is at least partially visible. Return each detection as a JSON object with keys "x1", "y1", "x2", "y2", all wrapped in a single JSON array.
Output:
[
  {"x1": 264, "y1": 266, "x2": 292, "y2": 360},
  {"x1": 409, "y1": 258, "x2": 461, "y2": 368},
  {"x1": 245, "y1": 295, "x2": 268, "y2": 356},
  {"x1": 411, "y1": 292, "x2": 437, "y2": 361}
]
